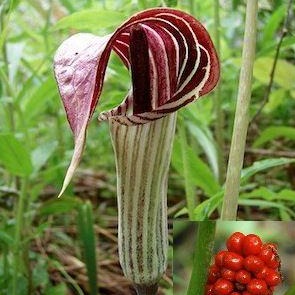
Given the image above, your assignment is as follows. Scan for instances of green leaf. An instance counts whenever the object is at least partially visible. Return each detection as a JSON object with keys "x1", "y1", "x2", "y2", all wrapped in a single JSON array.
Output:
[
  {"x1": 172, "y1": 138, "x2": 221, "y2": 196},
  {"x1": 240, "y1": 187, "x2": 295, "y2": 203},
  {"x1": 7, "y1": 42, "x2": 25, "y2": 85},
  {"x1": 253, "y1": 58, "x2": 295, "y2": 90},
  {"x1": 31, "y1": 141, "x2": 58, "y2": 173},
  {"x1": 0, "y1": 231, "x2": 13, "y2": 247},
  {"x1": 0, "y1": 133, "x2": 33, "y2": 176},
  {"x1": 253, "y1": 126, "x2": 295, "y2": 147},
  {"x1": 261, "y1": 5, "x2": 285, "y2": 45},
  {"x1": 53, "y1": 9, "x2": 126, "y2": 31},
  {"x1": 21, "y1": 76, "x2": 57, "y2": 123},
  {"x1": 279, "y1": 209, "x2": 291, "y2": 221},
  {"x1": 278, "y1": 189, "x2": 295, "y2": 201},
  {"x1": 240, "y1": 187, "x2": 295, "y2": 209},
  {"x1": 174, "y1": 207, "x2": 188, "y2": 218},
  {"x1": 166, "y1": 0, "x2": 178, "y2": 6},
  {"x1": 187, "y1": 122, "x2": 218, "y2": 179},
  {"x1": 238, "y1": 199, "x2": 295, "y2": 218},
  {"x1": 32, "y1": 258, "x2": 49, "y2": 289},
  {"x1": 240, "y1": 187, "x2": 276, "y2": 200},
  {"x1": 193, "y1": 193, "x2": 223, "y2": 221},
  {"x1": 39, "y1": 197, "x2": 82, "y2": 216},
  {"x1": 284, "y1": 285, "x2": 295, "y2": 295},
  {"x1": 257, "y1": 36, "x2": 295, "y2": 57},
  {"x1": 263, "y1": 88, "x2": 286, "y2": 113},
  {"x1": 45, "y1": 284, "x2": 68, "y2": 295},
  {"x1": 181, "y1": 107, "x2": 218, "y2": 177},
  {"x1": 241, "y1": 158, "x2": 295, "y2": 182}
]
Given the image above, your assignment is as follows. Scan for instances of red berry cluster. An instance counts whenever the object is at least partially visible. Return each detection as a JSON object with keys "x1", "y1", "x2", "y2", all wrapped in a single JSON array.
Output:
[{"x1": 205, "y1": 232, "x2": 281, "y2": 295}]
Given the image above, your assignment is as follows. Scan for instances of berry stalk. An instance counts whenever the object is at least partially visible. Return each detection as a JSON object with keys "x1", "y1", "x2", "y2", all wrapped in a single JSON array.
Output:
[{"x1": 187, "y1": 221, "x2": 216, "y2": 295}]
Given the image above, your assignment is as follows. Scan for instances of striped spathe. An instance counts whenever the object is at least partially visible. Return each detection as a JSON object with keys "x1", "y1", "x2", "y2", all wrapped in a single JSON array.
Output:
[
  {"x1": 53, "y1": 8, "x2": 219, "y2": 197},
  {"x1": 110, "y1": 113, "x2": 176, "y2": 286}
]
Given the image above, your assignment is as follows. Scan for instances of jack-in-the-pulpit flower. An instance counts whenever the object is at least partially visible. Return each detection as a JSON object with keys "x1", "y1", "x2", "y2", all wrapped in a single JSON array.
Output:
[{"x1": 54, "y1": 8, "x2": 219, "y2": 294}]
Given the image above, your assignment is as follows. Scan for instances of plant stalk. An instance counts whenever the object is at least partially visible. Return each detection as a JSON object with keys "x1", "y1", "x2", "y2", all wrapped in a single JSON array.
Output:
[
  {"x1": 221, "y1": 0, "x2": 258, "y2": 220},
  {"x1": 109, "y1": 113, "x2": 176, "y2": 294},
  {"x1": 186, "y1": 221, "x2": 216, "y2": 295}
]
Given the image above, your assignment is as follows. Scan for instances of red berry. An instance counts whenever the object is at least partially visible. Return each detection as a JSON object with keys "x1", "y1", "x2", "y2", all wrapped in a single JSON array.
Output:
[
  {"x1": 242, "y1": 292, "x2": 252, "y2": 295},
  {"x1": 205, "y1": 284, "x2": 214, "y2": 295},
  {"x1": 242, "y1": 234, "x2": 262, "y2": 256},
  {"x1": 247, "y1": 279, "x2": 268, "y2": 295},
  {"x1": 263, "y1": 243, "x2": 278, "y2": 252},
  {"x1": 208, "y1": 264, "x2": 221, "y2": 283},
  {"x1": 223, "y1": 252, "x2": 244, "y2": 271},
  {"x1": 264, "y1": 269, "x2": 281, "y2": 286},
  {"x1": 230, "y1": 293, "x2": 240, "y2": 295},
  {"x1": 215, "y1": 251, "x2": 227, "y2": 267},
  {"x1": 244, "y1": 255, "x2": 264, "y2": 273},
  {"x1": 255, "y1": 266, "x2": 269, "y2": 279},
  {"x1": 235, "y1": 269, "x2": 251, "y2": 284},
  {"x1": 264, "y1": 254, "x2": 280, "y2": 269},
  {"x1": 213, "y1": 278, "x2": 234, "y2": 295},
  {"x1": 221, "y1": 268, "x2": 236, "y2": 281},
  {"x1": 259, "y1": 247, "x2": 274, "y2": 263},
  {"x1": 226, "y1": 232, "x2": 245, "y2": 254}
]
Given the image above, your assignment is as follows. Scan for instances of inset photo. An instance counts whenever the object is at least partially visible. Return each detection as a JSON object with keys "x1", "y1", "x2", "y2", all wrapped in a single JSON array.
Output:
[{"x1": 174, "y1": 221, "x2": 295, "y2": 295}]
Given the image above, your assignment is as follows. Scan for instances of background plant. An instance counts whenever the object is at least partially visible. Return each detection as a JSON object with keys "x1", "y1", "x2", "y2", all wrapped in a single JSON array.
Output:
[{"x1": 0, "y1": 0, "x2": 295, "y2": 294}]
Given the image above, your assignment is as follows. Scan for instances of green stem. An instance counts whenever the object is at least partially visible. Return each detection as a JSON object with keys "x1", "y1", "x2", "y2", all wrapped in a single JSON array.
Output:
[
  {"x1": 186, "y1": 221, "x2": 216, "y2": 295},
  {"x1": 179, "y1": 118, "x2": 196, "y2": 220},
  {"x1": 110, "y1": 113, "x2": 176, "y2": 293},
  {"x1": 213, "y1": 0, "x2": 225, "y2": 184},
  {"x1": 0, "y1": 2, "x2": 16, "y2": 133},
  {"x1": 221, "y1": 1, "x2": 258, "y2": 220},
  {"x1": 12, "y1": 177, "x2": 28, "y2": 295},
  {"x1": 52, "y1": 261, "x2": 84, "y2": 295}
]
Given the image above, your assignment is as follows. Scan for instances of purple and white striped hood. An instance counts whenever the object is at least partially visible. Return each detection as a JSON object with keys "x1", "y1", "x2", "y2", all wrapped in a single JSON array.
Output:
[{"x1": 54, "y1": 8, "x2": 220, "y2": 195}]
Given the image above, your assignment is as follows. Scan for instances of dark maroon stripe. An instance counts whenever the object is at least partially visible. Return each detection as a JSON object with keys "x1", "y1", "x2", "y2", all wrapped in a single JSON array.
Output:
[
  {"x1": 142, "y1": 27, "x2": 170, "y2": 109},
  {"x1": 129, "y1": 25, "x2": 152, "y2": 114}
]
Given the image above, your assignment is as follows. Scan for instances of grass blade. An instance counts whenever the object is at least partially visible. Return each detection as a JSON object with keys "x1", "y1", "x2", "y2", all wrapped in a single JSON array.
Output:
[{"x1": 77, "y1": 202, "x2": 98, "y2": 295}]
